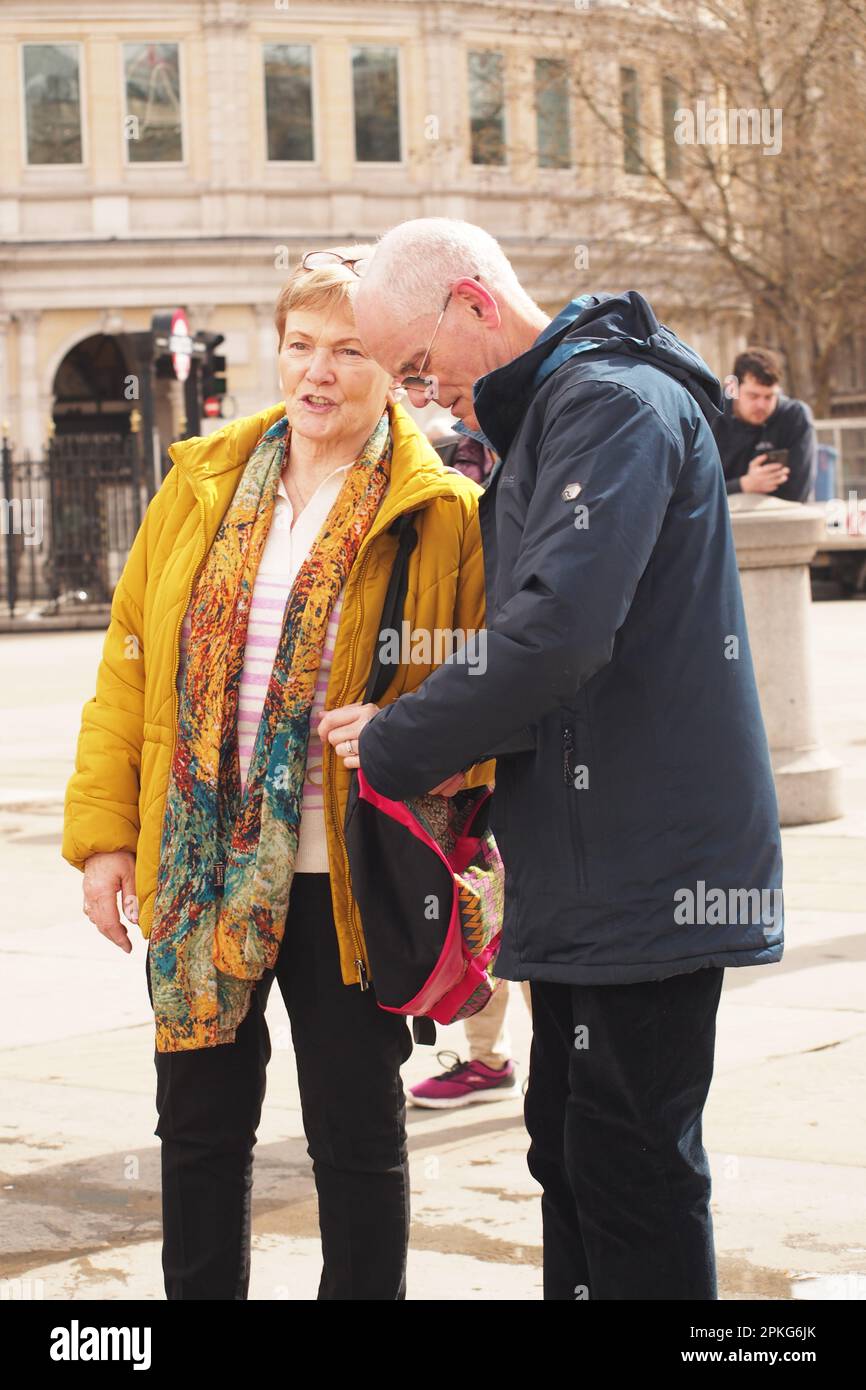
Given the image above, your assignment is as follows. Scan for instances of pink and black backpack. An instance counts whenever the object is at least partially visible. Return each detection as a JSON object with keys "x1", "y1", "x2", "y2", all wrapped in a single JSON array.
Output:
[{"x1": 343, "y1": 512, "x2": 504, "y2": 1045}]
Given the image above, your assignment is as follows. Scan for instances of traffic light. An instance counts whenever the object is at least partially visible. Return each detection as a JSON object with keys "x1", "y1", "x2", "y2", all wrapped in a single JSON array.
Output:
[
  {"x1": 203, "y1": 355, "x2": 227, "y2": 399},
  {"x1": 198, "y1": 332, "x2": 227, "y2": 402}
]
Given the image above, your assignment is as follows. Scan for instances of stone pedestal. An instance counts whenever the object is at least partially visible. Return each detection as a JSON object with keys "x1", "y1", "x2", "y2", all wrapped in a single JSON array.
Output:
[{"x1": 729, "y1": 494, "x2": 843, "y2": 825}]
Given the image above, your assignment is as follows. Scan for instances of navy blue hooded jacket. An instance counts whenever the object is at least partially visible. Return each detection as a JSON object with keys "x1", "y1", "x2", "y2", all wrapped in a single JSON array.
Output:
[{"x1": 359, "y1": 290, "x2": 784, "y2": 984}]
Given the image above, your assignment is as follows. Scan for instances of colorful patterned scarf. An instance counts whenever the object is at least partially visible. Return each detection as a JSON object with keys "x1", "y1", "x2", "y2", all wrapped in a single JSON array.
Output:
[{"x1": 148, "y1": 409, "x2": 392, "y2": 1052}]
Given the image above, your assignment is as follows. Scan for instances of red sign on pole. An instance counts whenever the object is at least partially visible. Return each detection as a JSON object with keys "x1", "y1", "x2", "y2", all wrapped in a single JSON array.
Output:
[{"x1": 169, "y1": 308, "x2": 192, "y2": 383}]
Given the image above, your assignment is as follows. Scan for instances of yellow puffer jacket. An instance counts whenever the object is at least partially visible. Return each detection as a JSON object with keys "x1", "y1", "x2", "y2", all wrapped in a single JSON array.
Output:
[{"x1": 61, "y1": 399, "x2": 494, "y2": 986}]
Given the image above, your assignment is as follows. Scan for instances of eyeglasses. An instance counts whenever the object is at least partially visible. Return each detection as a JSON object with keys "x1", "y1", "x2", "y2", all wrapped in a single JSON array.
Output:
[
  {"x1": 399, "y1": 273, "x2": 481, "y2": 396},
  {"x1": 301, "y1": 249, "x2": 370, "y2": 276},
  {"x1": 400, "y1": 290, "x2": 453, "y2": 396}
]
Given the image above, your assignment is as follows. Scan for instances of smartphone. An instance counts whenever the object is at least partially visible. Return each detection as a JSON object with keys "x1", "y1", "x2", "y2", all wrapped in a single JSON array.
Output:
[{"x1": 760, "y1": 448, "x2": 789, "y2": 467}]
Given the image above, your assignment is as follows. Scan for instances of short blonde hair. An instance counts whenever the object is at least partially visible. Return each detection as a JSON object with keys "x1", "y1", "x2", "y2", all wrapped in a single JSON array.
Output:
[{"x1": 274, "y1": 244, "x2": 372, "y2": 346}]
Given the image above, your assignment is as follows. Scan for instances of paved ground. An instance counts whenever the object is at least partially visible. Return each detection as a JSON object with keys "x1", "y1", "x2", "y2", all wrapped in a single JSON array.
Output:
[{"x1": 1, "y1": 600, "x2": 864, "y2": 1301}]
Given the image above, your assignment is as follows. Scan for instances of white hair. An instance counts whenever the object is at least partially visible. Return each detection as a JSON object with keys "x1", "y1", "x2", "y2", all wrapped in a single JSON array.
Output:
[{"x1": 357, "y1": 217, "x2": 538, "y2": 323}]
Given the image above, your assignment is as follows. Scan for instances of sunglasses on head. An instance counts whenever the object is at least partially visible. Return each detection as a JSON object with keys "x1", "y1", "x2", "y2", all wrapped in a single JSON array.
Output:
[{"x1": 300, "y1": 249, "x2": 370, "y2": 276}]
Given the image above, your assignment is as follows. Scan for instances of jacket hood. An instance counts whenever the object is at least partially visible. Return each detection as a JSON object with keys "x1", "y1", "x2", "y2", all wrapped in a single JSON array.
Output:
[{"x1": 474, "y1": 290, "x2": 723, "y2": 458}]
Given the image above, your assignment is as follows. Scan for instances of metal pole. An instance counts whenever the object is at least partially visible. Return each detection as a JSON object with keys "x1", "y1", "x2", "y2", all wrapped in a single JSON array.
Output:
[
  {"x1": 183, "y1": 355, "x2": 201, "y2": 439},
  {"x1": 125, "y1": 331, "x2": 158, "y2": 500},
  {"x1": 128, "y1": 407, "x2": 144, "y2": 529},
  {"x1": 2, "y1": 429, "x2": 15, "y2": 617}
]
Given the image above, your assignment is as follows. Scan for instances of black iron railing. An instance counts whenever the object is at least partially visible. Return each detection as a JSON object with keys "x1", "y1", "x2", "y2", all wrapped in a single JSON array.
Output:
[{"x1": 1, "y1": 432, "x2": 145, "y2": 617}]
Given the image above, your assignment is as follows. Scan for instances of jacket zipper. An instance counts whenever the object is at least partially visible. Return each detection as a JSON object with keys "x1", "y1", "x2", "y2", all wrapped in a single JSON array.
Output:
[
  {"x1": 326, "y1": 544, "x2": 373, "y2": 989},
  {"x1": 168, "y1": 499, "x2": 216, "y2": 884},
  {"x1": 562, "y1": 724, "x2": 575, "y2": 786},
  {"x1": 562, "y1": 721, "x2": 587, "y2": 891}
]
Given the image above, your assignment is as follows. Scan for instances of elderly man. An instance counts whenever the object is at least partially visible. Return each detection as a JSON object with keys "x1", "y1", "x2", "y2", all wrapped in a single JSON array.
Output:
[{"x1": 319, "y1": 218, "x2": 783, "y2": 1301}]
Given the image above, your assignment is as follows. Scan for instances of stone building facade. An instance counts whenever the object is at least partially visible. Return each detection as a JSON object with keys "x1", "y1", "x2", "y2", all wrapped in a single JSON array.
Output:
[{"x1": 0, "y1": 0, "x2": 754, "y2": 472}]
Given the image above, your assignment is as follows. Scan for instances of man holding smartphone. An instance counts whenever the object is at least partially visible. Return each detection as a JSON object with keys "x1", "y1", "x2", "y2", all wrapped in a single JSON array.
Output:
[{"x1": 713, "y1": 346, "x2": 817, "y2": 501}]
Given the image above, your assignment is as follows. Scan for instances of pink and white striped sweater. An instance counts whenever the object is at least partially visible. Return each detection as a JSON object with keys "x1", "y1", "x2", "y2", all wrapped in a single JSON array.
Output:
[{"x1": 176, "y1": 463, "x2": 360, "y2": 873}]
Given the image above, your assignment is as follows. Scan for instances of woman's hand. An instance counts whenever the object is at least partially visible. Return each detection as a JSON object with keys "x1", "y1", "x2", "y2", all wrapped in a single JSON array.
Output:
[
  {"x1": 82, "y1": 851, "x2": 138, "y2": 952},
  {"x1": 318, "y1": 703, "x2": 380, "y2": 769}
]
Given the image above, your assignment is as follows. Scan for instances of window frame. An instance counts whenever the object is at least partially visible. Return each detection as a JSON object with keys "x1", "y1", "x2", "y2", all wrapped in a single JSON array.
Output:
[
  {"x1": 262, "y1": 39, "x2": 318, "y2": 166},
  {"x1": 534, "y1": 55, "x2": 572, "y2": 171},
  {"x1": 120, "y1": 38, "x2": 186, "y2": 169},
  {"x1": 467, "y1": 47, "x2": 509, "y2": 170},
  {"x1": 349, "y1": 42, "x2": 405, "y2": 167},
  {"x1": 619, "y1": 64, "x2": 643, "y2": 177},
  {"x1": 661, "y1": 73, "x2": 683, "y2": 181},
  {"x1": 20, "y1": 39, "x2": 86, "y2": 169}
]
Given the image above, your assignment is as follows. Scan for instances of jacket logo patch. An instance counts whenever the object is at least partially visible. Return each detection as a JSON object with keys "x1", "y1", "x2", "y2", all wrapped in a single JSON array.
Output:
[{"x1": 561, "y1": 483, "x2": 582, "y2": 501}]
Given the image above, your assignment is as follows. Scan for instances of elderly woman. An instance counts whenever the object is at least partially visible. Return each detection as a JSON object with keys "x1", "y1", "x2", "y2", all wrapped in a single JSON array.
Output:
[{"x1": 61, "y1": 247, "x2": 493, "y2": 1301}]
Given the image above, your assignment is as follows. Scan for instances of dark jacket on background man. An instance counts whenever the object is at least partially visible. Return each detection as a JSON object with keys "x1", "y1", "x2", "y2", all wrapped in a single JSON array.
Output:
[
  {"x1": 713, "y1": 392, "x2": 817, "y2": 501},
  {"x1": 359, "y1": 290, "x2": 784, "y2": 986}
]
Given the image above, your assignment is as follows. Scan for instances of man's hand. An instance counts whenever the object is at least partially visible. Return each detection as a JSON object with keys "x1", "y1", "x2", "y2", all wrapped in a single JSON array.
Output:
[
  {"x1": 741, "y1": 453, "x2": 790, "y2": 494},
  {"x1": 82, "y1": 850, "x2": 137, "y2": 952},
  {"x1": 318, "y1": 703, "x2": 380, "y2": 769},
  {"x1": 320, "y1": 703, "x2": 466, "y2": 794}
]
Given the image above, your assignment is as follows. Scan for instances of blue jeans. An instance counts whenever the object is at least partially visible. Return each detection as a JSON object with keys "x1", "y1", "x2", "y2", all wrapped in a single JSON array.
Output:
[
  {"x1": 525, "y1": 965, "x2": 724, "y2": 1300},
  {"x1": 147, "y1": 873, "x2": 413, "y2": 1300}
]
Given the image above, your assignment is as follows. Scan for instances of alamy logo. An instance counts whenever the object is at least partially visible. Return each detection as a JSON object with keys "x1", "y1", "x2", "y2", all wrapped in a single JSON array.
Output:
[
  {"x1": 674, "y1": 880, "x2": 782, "y2": 930},
  {"x1": 0, "y1": 496, "x2": 43, "y2": 546},
  {"x1": 49, "y1": 1320, "x2": 151, "y2": 1370},
  {"x1": 377, "y1": 622, "x2": 487, "y2": 674},
  {"x1": 674, "y1": 100, "x2": 782, "y2": 156}
]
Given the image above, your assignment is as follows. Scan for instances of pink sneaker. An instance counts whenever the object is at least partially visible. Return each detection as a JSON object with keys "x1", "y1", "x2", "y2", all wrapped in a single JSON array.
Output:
[{"x1": 408, "y1": 1050, "x2": 517, "y2": 1108}]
